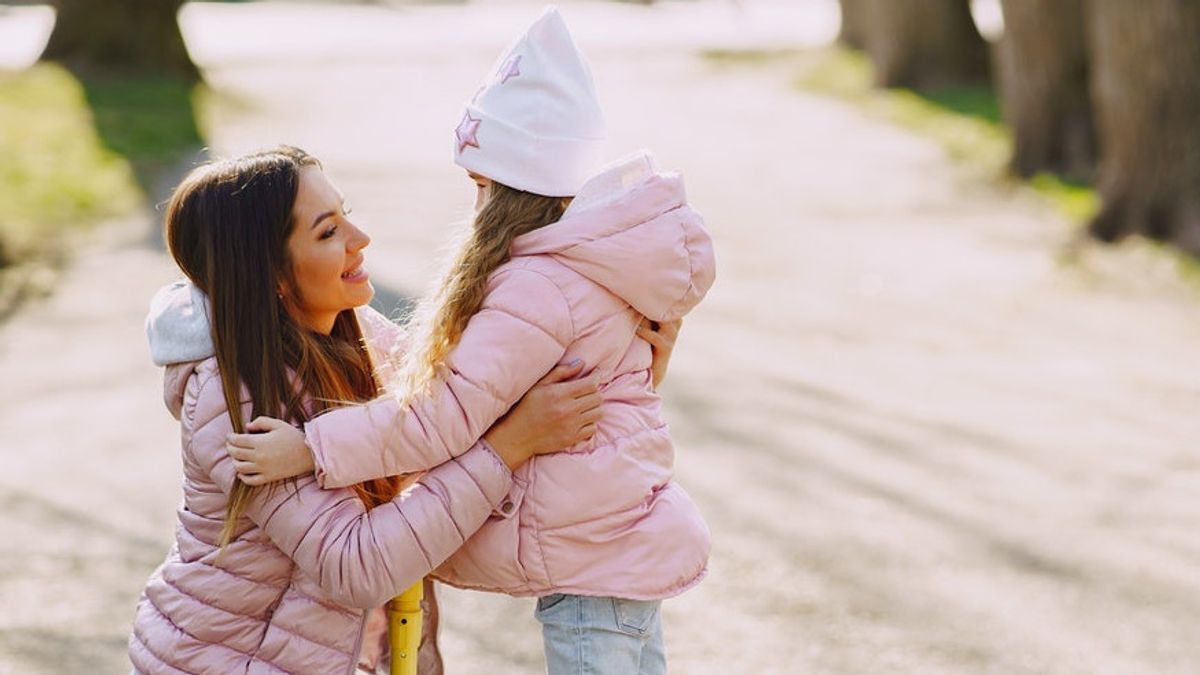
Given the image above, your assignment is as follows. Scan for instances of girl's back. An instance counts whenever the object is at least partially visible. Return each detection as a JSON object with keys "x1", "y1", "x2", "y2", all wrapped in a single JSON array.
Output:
[{"x1": 430, "y1": 151, "x2": 716, "y2": 599}]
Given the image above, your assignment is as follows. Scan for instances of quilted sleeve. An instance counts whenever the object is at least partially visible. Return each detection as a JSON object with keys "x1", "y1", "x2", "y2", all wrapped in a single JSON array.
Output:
[{"x1": 305, "y1": 268, "x2": 573, "y2": 488}]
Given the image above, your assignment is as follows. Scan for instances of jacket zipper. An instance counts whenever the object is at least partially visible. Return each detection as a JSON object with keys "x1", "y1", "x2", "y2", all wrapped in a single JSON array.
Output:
[{"x1": 346, "y1": 611, "x2": 368, "y2": 675}]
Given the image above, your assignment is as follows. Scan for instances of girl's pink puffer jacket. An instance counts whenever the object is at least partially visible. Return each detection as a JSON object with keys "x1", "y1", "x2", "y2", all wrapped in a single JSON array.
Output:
[
  {"x1": 303, "y1": 152, "x2": 716, "y2": 600},
  {"x1": 130, "y1": 307, "x2": 512, "y2": 675}
]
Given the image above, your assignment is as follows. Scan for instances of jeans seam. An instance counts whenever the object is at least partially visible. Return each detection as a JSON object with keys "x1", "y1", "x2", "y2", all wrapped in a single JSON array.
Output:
[{"x1": 576, "y1": 595, "x2": 587, "y2": 675}]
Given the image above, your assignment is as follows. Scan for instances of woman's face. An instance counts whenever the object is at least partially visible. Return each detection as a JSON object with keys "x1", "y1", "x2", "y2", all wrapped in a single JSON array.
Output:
[{"x1": 283, "y1": 166, "x2": 373, "y2": 334}]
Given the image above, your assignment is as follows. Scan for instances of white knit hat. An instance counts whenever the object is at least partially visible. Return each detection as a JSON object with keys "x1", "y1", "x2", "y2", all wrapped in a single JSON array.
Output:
[{"x1": 453, "y1": 5, "x2": 606, "y2": 197}]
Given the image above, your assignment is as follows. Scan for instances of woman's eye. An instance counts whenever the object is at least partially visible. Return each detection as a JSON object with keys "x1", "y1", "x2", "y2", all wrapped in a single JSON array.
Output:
[{"x1": 319, "y1": 224, "x2": 338, "y2": 240}]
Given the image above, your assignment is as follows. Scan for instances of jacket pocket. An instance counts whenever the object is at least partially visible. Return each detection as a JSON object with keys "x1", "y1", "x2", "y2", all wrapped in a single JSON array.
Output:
[
  {"x1": 611, "y1": 598, "x2": 660, "y2": 636},
  {"x1": 536, "y1": 593, "x2": 569, "y2": 613},
  {"x1": 433, "y1": 476, "x2": 531, "y2": 589}
]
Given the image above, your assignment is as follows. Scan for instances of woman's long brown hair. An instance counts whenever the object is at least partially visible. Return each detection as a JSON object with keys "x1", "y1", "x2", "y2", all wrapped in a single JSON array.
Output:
[
  {"x1": 400, "y1": 182, "x2": 568, "y2": 398},
  {"x1": 164, "y1": 146, "x2": 401, "y2": 548}
]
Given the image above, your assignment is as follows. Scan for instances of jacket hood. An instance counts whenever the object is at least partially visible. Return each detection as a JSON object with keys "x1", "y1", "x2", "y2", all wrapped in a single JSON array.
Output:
[
  {"x1": 147, "y1": 280, "x2": 214, "y2": 367},
  {"x1": 146, "y1": 280, "x2": 215, "y2": 419},
  {"x1": 146, "y1": 281, "x2": 406, "y2": 421},
  {"x1": 509, "y1": 151, "x2": 716, "y2": 322}
]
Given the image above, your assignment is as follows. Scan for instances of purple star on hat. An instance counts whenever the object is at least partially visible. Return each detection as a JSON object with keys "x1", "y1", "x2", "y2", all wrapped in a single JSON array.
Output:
[
  {"x1": 455, "y1": 112, "x2": 481, "y2": 153},
  {"x1": 499, "y1": 54, "x2": 522, "y2": 84}
]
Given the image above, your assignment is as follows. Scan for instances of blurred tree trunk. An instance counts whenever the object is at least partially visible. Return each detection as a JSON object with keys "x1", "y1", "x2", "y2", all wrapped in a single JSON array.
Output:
[
  {"x1": 860, "y1": 0, "x2": 991, "y2": 90},
  {"x1": 1086, "y1": 0, "x2": 1200, "y2": 251},
  {"x1": 41, "y1": 0, "x2": 198, "y2": 79},
  {"x1": 997, "y1": 0, "x2": 1094, "y2": 181},
  {"x1": 837, "y1": 0, "x2": 871, "y2": 50}
]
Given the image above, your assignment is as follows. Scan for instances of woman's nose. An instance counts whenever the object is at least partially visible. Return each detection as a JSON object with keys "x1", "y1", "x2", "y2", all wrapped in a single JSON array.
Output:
[{"x1": 347, "y1": 222, "x2": 371, "y2": 251}]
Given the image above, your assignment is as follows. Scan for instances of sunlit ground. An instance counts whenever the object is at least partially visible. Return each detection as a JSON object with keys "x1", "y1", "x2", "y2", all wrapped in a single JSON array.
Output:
[{"x1": 2, "y1": 2, "x2": 1198, "y2": 674}]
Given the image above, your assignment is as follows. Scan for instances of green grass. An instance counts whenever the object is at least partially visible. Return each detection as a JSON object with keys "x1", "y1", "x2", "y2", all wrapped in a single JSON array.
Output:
[
  {"x1": 79, "y1": 71, "x2": 205, "y2": 189},
  {"x1": 0, "y1": 61, "x2": 203, "y2": 314},
  {"x1": 1163, "y1": 242, "x2": 1200, "y2": 288},
  {"x1": 702, "y1": 47, "x2": 1100, "y2": 225},
  {"x1": 0, "y1": 63, "x2": 203, "y2": 253},
  {"x1": 1028, "y1": 173, "x2": 1099, "y2": 224},
  {"x1": 0, "y1": 63, "x2": 141, "y2": 260},
  {"x1": 921, "y1": 85, "x2": 1002, "y2": 125}
]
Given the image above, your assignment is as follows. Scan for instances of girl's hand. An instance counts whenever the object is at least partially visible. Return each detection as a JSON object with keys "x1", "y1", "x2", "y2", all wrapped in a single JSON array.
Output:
[
  {"x1": 635, "y1": 317, "x2": 682, "y2": 389},
  {"x1": 227, "y1": 417, "x2": 315, "y2": 486},
  {"x1": 485, "y1": 359, "x2": 602, "y2": 471}
]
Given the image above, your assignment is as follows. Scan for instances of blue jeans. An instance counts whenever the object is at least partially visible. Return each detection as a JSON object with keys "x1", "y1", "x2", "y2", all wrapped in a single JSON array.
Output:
[{"x1": 534, "y1": 594, "x2": 666, "y2": 675}]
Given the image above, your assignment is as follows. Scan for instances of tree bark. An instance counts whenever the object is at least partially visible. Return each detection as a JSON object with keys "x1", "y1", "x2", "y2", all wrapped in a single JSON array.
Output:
[
  {"x1": 997, "y1": 0, "x2": 1094, "y2": 182},
  {"x1": 837, "y1": 0, "x2": 871, "y2": 50},
  {"x1": 1086, "y1": 0, "x2": 1200, "y2": 251},
  {"x1": 860, "y1": 0, "x2": 991, "y2": 90},
  {"x1": 41, "y1": 0, "x2": 198, "y2": 80}
]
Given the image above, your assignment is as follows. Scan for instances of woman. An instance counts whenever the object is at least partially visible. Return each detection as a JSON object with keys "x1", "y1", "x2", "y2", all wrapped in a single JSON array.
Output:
[{"x1": 129, "y1": 146, "x2": 605, "y2": 674}]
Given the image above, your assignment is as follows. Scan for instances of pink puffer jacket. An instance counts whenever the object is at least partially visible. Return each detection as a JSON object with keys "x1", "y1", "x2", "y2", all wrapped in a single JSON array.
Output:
[
  {"x1": 130, "y1": 307, "x2": 513, "y2": 675},
  {"x1": 303, "y1": 152, "x2": 716, "y2": 600}
]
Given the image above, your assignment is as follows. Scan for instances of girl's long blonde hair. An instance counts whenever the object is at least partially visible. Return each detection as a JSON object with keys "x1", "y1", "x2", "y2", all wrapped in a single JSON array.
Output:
[{"x1": 400, "y1": 181, "x2": 568, "y2": 397}]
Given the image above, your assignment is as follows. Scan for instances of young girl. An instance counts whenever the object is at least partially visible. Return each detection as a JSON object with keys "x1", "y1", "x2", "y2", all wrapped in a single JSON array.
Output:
[
  {"x1": 234, "y1": 7, "x2": 716, "y2": 673},
  {"x1": 130, "y1": 146, "x2": 599, "y2": 674}
]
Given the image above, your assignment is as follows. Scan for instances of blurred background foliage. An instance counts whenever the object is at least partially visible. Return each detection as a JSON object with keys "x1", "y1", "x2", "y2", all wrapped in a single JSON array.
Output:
[
  {"x1": 0, "y1": 0, "x2": 1198, "y2": 313},
  {"x1": 836, "y1": 0, "x2": 1200, "y2": 253},
  {"x1": 0, "y1": 0, "x2": 202, "y2": 313}
]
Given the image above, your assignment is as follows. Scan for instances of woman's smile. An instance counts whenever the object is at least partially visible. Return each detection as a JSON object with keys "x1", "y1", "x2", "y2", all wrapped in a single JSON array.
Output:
[
  {"x1": 341, "y1": 258, "x2": 369, "y2": 284},
  {"x1": 286, "y1": 165, "x2": 375, "y2": 333}
]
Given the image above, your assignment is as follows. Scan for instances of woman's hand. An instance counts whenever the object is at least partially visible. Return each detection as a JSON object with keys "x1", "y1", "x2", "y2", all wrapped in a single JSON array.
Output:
[
  {"x1": 484, "y1": 359, "x2": 602, "y2": 471},
  {"x1": 227, "y1": 417, "x2": 315, "y2": 486},
  {"x1": 635, "y1": 317, "x2": 682, "y2": 389}
]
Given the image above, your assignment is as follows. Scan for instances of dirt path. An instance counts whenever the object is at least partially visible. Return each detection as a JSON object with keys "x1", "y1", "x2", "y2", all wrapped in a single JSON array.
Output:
[{"x1": 2, "y1": 2, "x2": 1198, "y2": 673}]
